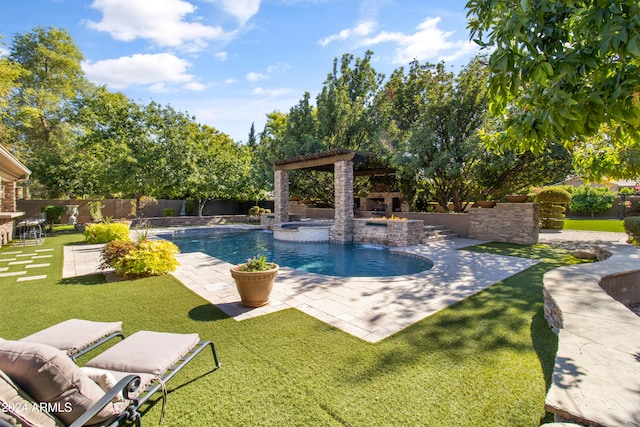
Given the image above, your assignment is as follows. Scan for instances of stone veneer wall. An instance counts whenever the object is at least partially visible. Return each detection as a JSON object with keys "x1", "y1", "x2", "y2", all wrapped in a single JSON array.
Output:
[
  {"x1": 469, "y1": 203, "x2": 538, "y2": 245},
  {"x1": 329, "y1": 160, "x2": 354, "y2": 243},
  {"x1": 353, "y1": 219, "x2": 423, "y2": 247},
  {"x1": 273, "y1": 170, "x2": 289, "y2": 224},
  {"x1": 1, "y1": 181, "x2": 16, "y2": 212},
  {"x1": 0, "y1": 219, "x2": 13, "y2": 245}
]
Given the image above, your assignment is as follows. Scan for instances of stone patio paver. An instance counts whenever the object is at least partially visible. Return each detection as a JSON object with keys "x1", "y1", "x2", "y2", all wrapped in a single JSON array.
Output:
[
  {"x1": 16, "y1": 275, "x2": 47, "y2": 282},
  {"x1": 63, "y1": 236, "x2": 539, "y2": 342}
]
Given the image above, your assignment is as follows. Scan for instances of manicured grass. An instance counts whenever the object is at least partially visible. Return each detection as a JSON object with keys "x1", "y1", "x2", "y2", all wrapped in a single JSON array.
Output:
[
  {"x1": 563, "y1": 219, "x2": 625, "y2": 232},
  {"x1": 0, "y1": 231, "x2": 585, "y2": 426}
]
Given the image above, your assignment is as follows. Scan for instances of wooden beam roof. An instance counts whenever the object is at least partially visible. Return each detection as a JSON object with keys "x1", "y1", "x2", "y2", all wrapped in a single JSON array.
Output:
[{"x1": 273, "y1": 149, "x2": 393, "y2": 176}]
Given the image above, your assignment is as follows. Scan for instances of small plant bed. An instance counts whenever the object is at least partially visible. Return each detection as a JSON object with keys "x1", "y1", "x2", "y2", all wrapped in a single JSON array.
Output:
[{"x1": 562, "y1": 219, "x2": 625, "y2": 233}]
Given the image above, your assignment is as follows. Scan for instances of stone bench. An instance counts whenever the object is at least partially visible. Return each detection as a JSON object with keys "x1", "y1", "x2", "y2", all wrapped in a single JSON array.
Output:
[{"x1": 542, "y1": 245, "x2": 640, "y2": 426}]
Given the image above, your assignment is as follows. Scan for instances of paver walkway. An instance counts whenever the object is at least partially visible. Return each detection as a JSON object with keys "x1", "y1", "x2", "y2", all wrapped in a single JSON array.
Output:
[
  {"x1": 63, "y1": 234, "x2": 539, "y2": 342},
  {"x1": 0, "y1": 246, "x2": 52, "y2": 283},
  {"x1": 538, "y1": 229, "x2": 628, "y2": 250}
]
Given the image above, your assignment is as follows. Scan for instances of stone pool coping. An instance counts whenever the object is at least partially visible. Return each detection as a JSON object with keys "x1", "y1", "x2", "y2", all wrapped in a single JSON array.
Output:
[
  {"x1": 64, "y1": 226, "x2": 539, "y2": 342},
  {"x1": 542, "y1": 244, "x2": 640, "y2": 426}
]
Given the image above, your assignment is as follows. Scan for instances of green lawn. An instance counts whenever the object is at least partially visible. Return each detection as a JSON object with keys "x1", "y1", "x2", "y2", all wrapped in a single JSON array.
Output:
[
  {"x1": 0, "y1": 230, "x2": 584, "y2": 426},
  {"x1": 563, "y1": 219, "x2": 625, "y2": 232}
]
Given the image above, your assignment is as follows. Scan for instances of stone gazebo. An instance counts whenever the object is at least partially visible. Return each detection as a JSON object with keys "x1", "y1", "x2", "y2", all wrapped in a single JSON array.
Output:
[{"x1": 272, "y1": 150, "x2": 393, "y2": 243}]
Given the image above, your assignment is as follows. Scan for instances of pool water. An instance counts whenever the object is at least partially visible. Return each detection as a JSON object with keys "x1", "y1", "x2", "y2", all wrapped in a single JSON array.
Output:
[{"x1": 170, "y1": 229, "x2": 433, "y2": 277}]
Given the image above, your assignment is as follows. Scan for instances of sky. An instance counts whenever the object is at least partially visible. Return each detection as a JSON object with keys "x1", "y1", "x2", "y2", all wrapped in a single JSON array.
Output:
[{"x1": 1, "y1": 0, "x2": 481, "y2": 142}]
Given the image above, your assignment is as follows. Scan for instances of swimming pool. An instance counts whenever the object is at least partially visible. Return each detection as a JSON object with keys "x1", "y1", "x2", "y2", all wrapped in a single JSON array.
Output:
[{"x1": 169, "y1": 229, "x2": 433, "y2": 277}]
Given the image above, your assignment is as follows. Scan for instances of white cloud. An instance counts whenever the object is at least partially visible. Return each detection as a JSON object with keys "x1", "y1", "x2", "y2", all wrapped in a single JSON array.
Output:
[
  {"x1": 267, "y1": 62, "x2": 290, "y2": 73},
  {"x1": 361, "y1": 17, "x2": 478, "y2": 64},
  {"x1": 225, "y1": 78, "x2": 238, "y2": 84},
  {"x1": 208, "y1": 0, "x2": 261, "y2": 25},
  {"x1": 183, "y1": 81, "x2": 208, "y2": 91},
  {"x1": 215, "y1": 51, "x2": 228, "y2": 61},
  {"x1": 246, "y1": 71, "x2": 268, "y2": 82},
  {"x1": 0, "y1": 46, "x2": 8, "y2": 57},
  {"x1": 82, "y1": 53, "x2": 194, "y2": 89},
  {"x1": 86, "y1": 0, "x2": 229, "y2": 51},
  {"x1": 252, "y1": 87, "x2": 291, "y2": 97},
  {"x1": 319, "y1": 21, "x2": 377, "y2": 46}
]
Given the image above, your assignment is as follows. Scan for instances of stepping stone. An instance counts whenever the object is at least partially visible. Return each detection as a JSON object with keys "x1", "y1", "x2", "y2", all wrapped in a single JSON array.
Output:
[
  {"x1": 25, "y1": 263, "x2": 50, "y2": 269},
  {"x1": 16, "y1": 253, "x2": 35, "y2": 257},
  {"x1": 0, "y1": 271, "x2": 27, "y2": 277},
  {"x1": 3, "y1": 251, "x2": 23, "y2": 255},
  {"x1": 17, "y1": 275, "x2": 47, "y2": 282},
  {"x1": 35, "y1": 248, "x2": 53, "y2": 252},
  {"x1": 0, "y1": 267, "x2": 7, "y2": 272},
  {"x1": 0, "y1": 258, "x2": 17, "y2": 262},
  {"x1": 8, "y1": 260, "x2": 33, "y2": 265},
  {"x1": 32, "y1": 255, "x2": 52, "y2": 259}
]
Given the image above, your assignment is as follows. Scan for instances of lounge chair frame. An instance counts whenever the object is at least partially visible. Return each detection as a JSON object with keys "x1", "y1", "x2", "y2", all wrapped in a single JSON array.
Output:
[{"x1": 69, "y1": 339, "x2": 220, "y2": 427}]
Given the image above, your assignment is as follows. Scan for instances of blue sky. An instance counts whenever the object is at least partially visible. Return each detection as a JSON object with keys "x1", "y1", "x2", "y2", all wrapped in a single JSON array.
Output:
[{"x1": 1, "y1": 0, "x2": 480, "y2": 142}]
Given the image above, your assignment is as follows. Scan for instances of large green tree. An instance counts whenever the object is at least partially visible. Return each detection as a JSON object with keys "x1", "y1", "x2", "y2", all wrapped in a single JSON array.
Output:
[
  {"x1": 6, "y1": 26, "x2": 90, "y2": 196},
  {"x1": 378, "y1": 56, "x2": 573, "y2": 212},
  {"x1": 466, "y1": 0, "x2": 640, "y2": 179},
  {"x1": 316, "y1": 50, "x2": 384, "y2": 151},
  {"x1": 379, "y1": 58, "x2": 491, "y2": 212}
]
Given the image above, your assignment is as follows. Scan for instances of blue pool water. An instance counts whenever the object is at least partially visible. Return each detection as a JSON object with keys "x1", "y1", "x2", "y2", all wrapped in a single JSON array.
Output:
[{"x1": 170, "y1": 229, "x2": 433, "y2": 277}]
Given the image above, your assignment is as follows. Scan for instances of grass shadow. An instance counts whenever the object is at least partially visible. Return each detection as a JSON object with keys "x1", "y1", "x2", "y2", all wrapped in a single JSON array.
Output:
[
  {"x1": 188, "y1": 304, "x2": 230, "y2": 322},
  {"x1": 58, "y1": 273, "x2": 107, "y2": 286}
]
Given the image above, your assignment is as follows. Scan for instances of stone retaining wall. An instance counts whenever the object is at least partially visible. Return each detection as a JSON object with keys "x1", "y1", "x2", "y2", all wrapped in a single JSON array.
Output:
[
  {"x1": 469, "y1": 203, "x2": 539, "y2": 245},
  {"x1": 353, "y1": 219, "x2": 423, "y2": 247},
  {"x1": 542, "y1": 246, "x2": 640, "y2": 426},
  {"x1": 131, "y1": 215, "x2": 258, "y2": 227}
]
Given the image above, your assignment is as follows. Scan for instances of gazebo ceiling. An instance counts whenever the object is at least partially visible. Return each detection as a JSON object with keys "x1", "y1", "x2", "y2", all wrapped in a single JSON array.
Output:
[{"x1": 273, "y1": 149, "x2": 394, "y2": 176}]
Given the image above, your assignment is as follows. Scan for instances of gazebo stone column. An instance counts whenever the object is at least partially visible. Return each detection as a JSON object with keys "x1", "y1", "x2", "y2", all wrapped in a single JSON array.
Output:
[
  {"x1": 274, "y1": 169, "x2": 289, "y2": 224},
  {"x1": 330, "y1": 160, "x2": 354, "y2": 243}
]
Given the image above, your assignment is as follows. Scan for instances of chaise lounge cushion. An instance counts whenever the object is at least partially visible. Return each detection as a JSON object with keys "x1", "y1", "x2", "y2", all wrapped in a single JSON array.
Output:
[
  {"x1": 0, "y1": 339, "x2": 126, "y2": 425},
  {"x1": 0, "y1": 370, "x2": 63, "y2": 427},
  {"x1": 85, "y1": 331, "x2": 200, "y2": 395},
  {"x1": 19, "y1": 319, "x2": 123, "y2": 356}
]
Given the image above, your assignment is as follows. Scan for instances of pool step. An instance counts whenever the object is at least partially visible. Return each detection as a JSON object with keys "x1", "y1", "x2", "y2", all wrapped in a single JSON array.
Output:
[{"x1": 423, "y1": 225, "x2": 458, "y2": 242}]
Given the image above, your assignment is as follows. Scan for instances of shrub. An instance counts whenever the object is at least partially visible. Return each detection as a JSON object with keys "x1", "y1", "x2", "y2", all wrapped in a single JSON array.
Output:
[
  {"x1": 87, "y1": 201, "x2": 104, "y2": 222},
  {"x1": 624, "y1": 217, "x2": 640, "y2": 246},
  {"x1": 84, "y1": 223, "x2": 131, "y2": 243},
  {"x1": 536, "y1": 187, "x2": 571, "y2": 229},
  {"x1": 535, "y1": 187, "x2": 572, "y2": 204},
  {"x1": 101, "y1": 240, "x2": 179, "y2": 277},
  {"x1": 569, "y1": 185, "x2": 616, "y2": 216},
  {"x1": 40, "y1": 205, "x2": 65, "y2": 230},
  {"x1": 99, "y1": 240, "x2": 136, "y2": 270},
  {"x1": 163, "y1": 208, "x2": 175, "y2": 217},
  {"x1": 249, "y1": 206, "x2": 261, "y2": 216},
  {"x1": 185, "y1": 200, "x2": 196, "y2": 215}
]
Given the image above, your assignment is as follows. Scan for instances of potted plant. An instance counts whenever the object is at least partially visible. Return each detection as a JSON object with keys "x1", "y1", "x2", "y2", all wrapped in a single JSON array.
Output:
[
  {"x1": 230, "y1": 255, "x2": 279, "y2": 307},
  {"x1": 505, "y1": 195, "x2": 529, "y2": 203}
]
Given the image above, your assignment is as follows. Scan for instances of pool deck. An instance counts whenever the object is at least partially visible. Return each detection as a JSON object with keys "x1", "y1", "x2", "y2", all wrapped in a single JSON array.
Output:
[{"x1": 63, "y1": 229, "x2": 540, "y2": 342}]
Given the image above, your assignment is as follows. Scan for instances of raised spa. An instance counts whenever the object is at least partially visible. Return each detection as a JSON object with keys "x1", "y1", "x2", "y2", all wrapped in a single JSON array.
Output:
[{"x1": 271, "y1": 220, "x2": 333, "y2": 242}]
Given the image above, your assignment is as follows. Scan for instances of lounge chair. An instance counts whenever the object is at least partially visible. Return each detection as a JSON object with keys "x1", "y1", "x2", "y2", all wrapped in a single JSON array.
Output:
[
  {"x1": 0, "y1": 330, "x2": 220, "y2": 426},
  {"x1": 19, "y1": 319, "x2": 125, "y2": 360}
]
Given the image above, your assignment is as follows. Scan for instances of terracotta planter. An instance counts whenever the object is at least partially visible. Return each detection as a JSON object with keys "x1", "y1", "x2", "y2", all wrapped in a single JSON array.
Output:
[
  {"x1": 476, "y1": 201, "x2": 497, "y2": 208},
  {"x1": 506, "y1": 195, "x2": 529, "y2": 203},
  {"x1": 230, "y1": 264, "x2": 279, "y2": 307}
]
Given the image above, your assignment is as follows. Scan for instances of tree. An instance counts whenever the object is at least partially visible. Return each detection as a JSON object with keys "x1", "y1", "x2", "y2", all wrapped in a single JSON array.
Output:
[
  {"x1": 183, "y1": 124, "x2": 243, "y2": 216},
  {"x1": 6, "y1": 26, "x2": 90, "y2": 196},
  {"x1": 466, "y1": 0, "x2": 640, "y2": 179},
  {"x1": 474, "y1": 143, "x2": 574, "y2": 199},
  {"x1": 380, "y1": 58, "x2": 491, "y2": 212},
  {"x1": 0, "y1": 41, "x2": 23, "y2": 146},
  {"x1": 316, "y1": 50, "x2": 384, "y2": 151},
  {"x1": 247, "y1": 122, "x2": 257, "y2": 150}
]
